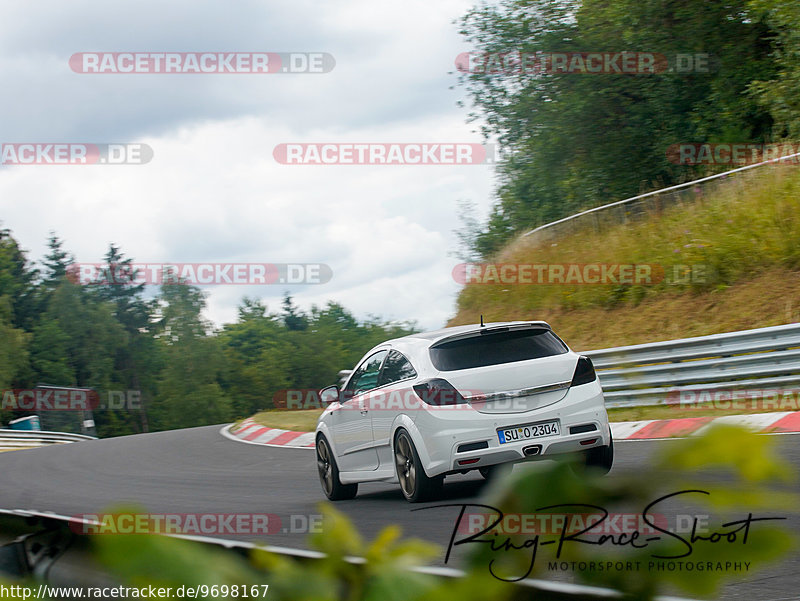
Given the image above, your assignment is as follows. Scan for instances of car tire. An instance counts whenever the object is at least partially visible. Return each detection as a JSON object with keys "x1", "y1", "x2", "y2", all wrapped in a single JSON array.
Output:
[
  {"x1": 316, "y1": 436, "x2": 358, "y2": 501},
  {"x1": 479, "y1": 463, "x2": 513, "y2": 482},
  {"x1": 578, "y1": 434, "x2": 614, "y2": 475},
  {"x1": 394, "y1": 430, "x2": 443, "y2": 503}
]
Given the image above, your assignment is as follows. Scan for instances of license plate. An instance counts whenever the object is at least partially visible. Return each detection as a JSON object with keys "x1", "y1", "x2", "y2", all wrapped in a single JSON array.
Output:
[{"x1": 498, "y1": 420, "x2": 559, "y2": 444}]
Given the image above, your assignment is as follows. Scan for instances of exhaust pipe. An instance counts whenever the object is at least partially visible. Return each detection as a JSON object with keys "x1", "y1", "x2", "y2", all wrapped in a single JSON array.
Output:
[{"x1": 523, "y1": 445, "x2": 541, "y2": 457}]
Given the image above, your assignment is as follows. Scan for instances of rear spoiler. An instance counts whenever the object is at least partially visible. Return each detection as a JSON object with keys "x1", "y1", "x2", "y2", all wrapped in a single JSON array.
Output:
[{"x1": 430, "y1": 321, "x2": 552, "y2": 348}]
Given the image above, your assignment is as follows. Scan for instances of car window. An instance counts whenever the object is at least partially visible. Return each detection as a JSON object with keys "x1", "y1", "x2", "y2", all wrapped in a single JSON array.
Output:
[
  {"x1": 345, "y1": 350, "x2": 388, "y2": 396},
  {"x1": 378, "y1": 350, "x2": 417, "y2": 386},
  {"x1": 429, "y1": 328, "x2": 568, "y2": 371}
]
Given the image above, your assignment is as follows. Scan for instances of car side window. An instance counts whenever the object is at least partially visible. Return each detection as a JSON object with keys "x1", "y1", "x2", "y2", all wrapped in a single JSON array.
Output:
[
  {"x1": 378, "y1": 350, "x2": 417, "y2": 386},
  {"x1": 345, "y1": 350, "x2": 388, "y2": 396}
]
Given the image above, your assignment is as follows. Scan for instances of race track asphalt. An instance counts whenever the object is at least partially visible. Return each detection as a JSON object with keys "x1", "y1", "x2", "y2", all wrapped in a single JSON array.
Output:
[{"x1": 1, "y1": 425, "x2": 798, "y2": 600}]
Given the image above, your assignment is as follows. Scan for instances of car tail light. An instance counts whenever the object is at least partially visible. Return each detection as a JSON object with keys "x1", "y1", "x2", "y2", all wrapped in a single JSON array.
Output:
[
  {"x1": 571, "y1": 356, "x2": 597, "y2": 387},
  {"x1": 413, "y1": 378, "x2": 466, "y2": 406}
]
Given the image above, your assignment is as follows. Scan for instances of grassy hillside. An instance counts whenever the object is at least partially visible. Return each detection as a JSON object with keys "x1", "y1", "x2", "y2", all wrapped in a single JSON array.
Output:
[{"x1": 450, "y1": 167, "x2": 800, "y2": 351}]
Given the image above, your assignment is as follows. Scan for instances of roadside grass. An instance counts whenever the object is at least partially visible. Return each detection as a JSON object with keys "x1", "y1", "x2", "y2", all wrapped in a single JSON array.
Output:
[
  {"x1": 507, "y1": 267, "x2": 800, "y2": 350},
  {"x1": 450, "y1": 166, "x2": 800, "y2": 350},
  {"x1": 247, "y1": 401, "x2": 795, "y2": 433},
  {"x1": 249, "y1": 409, "x2": 323, "y2": 432}
]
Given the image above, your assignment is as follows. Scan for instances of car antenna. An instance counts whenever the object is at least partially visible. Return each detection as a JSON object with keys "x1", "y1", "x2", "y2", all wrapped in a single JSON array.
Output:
[{"x1": 480, "y1": 314, "x2": 485, "y2": 327}]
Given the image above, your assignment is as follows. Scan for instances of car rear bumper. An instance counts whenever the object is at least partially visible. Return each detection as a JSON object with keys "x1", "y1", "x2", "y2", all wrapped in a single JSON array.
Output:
[{"x1": 410, "y1": 380, "x2": 609, "y2": 477}]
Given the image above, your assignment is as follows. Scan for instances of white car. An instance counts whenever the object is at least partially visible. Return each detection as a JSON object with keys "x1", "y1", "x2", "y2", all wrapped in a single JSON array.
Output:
[{"x1": 315, "y1": 321, "x2": 612, "y2": 502}]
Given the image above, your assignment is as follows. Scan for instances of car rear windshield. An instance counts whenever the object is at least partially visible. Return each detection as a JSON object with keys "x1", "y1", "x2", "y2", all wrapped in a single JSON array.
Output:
[{"x1": 429, "y1": 328, "x2": 568, "y2": 371}]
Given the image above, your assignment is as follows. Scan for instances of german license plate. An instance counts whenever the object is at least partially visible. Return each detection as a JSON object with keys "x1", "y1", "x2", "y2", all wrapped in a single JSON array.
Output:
[{"x1": 498, "y1": 420, "x2": 559, "y2": 444}]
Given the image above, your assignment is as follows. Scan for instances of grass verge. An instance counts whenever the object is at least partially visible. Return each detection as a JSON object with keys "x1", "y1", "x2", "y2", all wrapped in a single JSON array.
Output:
[{"x1": 249, "y1": 409, "x2": 323, "y2": 432}]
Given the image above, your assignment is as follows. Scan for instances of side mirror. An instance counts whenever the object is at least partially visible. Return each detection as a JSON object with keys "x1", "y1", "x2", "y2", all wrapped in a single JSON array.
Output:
[{"x1": 320, "y1": 385, "x2": 341, "y2": 405}]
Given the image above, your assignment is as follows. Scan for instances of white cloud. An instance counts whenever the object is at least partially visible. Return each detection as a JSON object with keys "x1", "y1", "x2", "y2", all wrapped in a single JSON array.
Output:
[{"x1": 0, "y1": 0, "x2": 496, "y2": 332}]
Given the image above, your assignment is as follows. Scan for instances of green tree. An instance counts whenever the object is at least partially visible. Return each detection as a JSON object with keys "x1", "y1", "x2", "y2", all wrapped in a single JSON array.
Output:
[
  {"x1": 281, "y1": 293, "x2": 308, "y2": 331},
  {"x1": 219, "y1": 298, "x2": 291, "y2": 417},
  {"x1": 91, "y1": 244, "x2": 158, "y2": 434},
  {"x1": 0, "y1": 296, "x2": 29, "y2": 427},
  {"x1": 0, "y1": 227, "x2": 40, "y2": 330},
  {"x1": 41, "y1": 231, "x2": 73, "y2": 289},
  {"x1": 748, "y1": 0, "x2": 800, "y2": 137},
  {"x1": 0, "y1": 228, "x2": 424, "y2": 435},
  {"x1": 28, "y1": 317, "x2": 73, "y2": 385},
  {"x1": 151, "y1": 283, "x2": 233, "y2": 429},
  {"x1": 0, "y1": 229, "x2": 34, "y2": 426},
  {"x1": 219, "y1": 298, "x2": 418, "y2": 414},
  {"x1": 458, "y1": 0, "x2": 779, "y2": 256},
  {"x1": 46, "y1": 280, "x2": 126, "y2": 389}
]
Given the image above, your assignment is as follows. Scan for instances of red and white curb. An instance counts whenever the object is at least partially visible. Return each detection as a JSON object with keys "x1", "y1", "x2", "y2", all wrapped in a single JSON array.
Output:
[
  {"x1": 610, "y1": 410, "x2": 800, "y2": 440},
  {"x1": 222, "y1": 412, "x2": 800, "y2": 449},
  {"x1": 221, "y1": 418, "x2": 315, "y2": 448}
]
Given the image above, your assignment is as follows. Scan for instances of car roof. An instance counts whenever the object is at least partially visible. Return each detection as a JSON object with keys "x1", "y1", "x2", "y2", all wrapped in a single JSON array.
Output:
[
  {"x1": 376, "y1": 321, "x2": 552, "y2": 353},
  {"x1": 345, "y1": 320, "x2": 555, "y2": 379}
]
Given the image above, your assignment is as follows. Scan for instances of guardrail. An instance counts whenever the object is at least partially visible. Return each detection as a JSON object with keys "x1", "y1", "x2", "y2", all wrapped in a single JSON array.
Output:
[
  {"x1": 336, "y1": 324, "x2": 800, "y2": 409},
  {"x1": 583, "y1": 323, "x2": 800, "y2": 408},
  {"x1": 0, "y1": 429, "x2": 96, "y2": 451}
]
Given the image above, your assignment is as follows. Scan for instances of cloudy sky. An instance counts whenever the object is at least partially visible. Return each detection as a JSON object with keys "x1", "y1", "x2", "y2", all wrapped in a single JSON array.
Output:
[{"x1": 0, "y1": 0, "x2": 498, "y2": 330}]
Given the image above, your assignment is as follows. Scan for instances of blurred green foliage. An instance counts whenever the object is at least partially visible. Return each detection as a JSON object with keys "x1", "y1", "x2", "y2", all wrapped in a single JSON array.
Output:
[
  {"x1": 467, "y1": 425, "x2": 794, "y2": 598},
  {"x1": 1, "y1": 425, "x2": 787, "y2": 600}
]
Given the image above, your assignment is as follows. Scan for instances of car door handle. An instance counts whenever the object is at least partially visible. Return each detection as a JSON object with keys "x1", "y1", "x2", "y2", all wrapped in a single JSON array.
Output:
[{"x1": 360, "y1": 409, "x2": 368, "y2": 415}]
